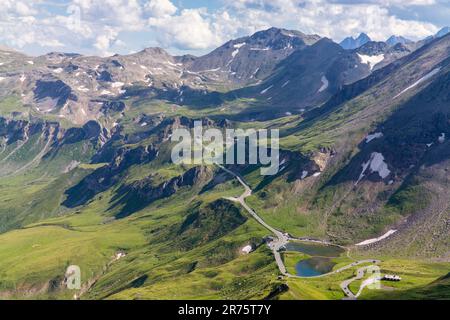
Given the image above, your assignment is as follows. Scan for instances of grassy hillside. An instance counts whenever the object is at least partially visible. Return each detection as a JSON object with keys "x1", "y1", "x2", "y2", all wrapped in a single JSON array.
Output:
[{"x1": 0, "y1": 35, "x2": 449, "y2": 300}]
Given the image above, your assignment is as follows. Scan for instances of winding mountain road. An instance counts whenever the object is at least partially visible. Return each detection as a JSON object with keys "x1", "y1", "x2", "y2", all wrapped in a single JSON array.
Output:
[
  {"x1": 219, "y1": 165, "x2": 382, "y2": 298},
  {"x1": 220, "y1": 166, "x2": 291, "y2": 275},
  {"x1": 340, "y1": 264, "x2": 382, "y2": 299}
]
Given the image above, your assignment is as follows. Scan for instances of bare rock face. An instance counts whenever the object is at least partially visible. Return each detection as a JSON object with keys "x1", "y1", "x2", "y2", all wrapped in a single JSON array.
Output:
[
  {"x1": 33, "y1": 79, "x2": 76, "y2": 110},
  {"x1": 1, "y1": 27, "x2": 421, "y2": 126},
  {"x1": 186, "y1": 27, "x2": 321, "y2": 85}
]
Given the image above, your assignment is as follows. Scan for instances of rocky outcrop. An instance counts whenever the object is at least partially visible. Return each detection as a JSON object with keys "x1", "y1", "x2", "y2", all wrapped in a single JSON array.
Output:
[
  {"x1": 62, "y1": 145, "x2": 158, "y2": 208},
  {"x1": 33, "y1": 79, "x2": 77, "y2": 108},
  {"x1": 111, "y1": 166, "x2": 213, "y2": 219}
]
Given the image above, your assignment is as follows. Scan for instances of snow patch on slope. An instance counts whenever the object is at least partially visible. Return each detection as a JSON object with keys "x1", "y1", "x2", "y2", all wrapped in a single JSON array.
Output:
[
  {"x1": 366, "y1": 132, "x2": 383, "y2": 143},
  {"x1": 199, "y1": 67, "x2": 221, "y2": 73},
  {"x1": 357, "y1": 152, "x2": 391, "y2": 184},
  {"x1": 241, "y1": 245, "x2": 253, "y2": 254},
  {"x1": 356, "y1": 230, "x2": 397, "y2": 246},
  {"x1": 318, "y1": 75, "x2": 329, "y2": 93},
  {"x1": 394, "y1": 67, "x2": 441, "y2": 99},
  {"x1": 301, "y1": 171, "x2": 308, "y2": 179},
  {"x1": 357, "y1": 53, "x2": 384, "y2": 70},
  {"x1": 111, "y1": 82, "x2": 124, "y2": 88},
  {"x1": 250, "y1": 68, "x2": 260, "y2": 79},
  {"x1": 260, "y1": 85, "x2": 273, "y2": 94}
]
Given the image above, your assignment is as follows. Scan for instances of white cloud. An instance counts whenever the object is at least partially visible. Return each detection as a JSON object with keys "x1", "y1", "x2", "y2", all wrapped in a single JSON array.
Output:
[
  {"x1": 0, "y1": 2, "x2": 66, "y2": 49},
  {"x1": 328, "y1": 0, "x2": 436, "y2": 5},
  {"x1": 73, "y1": 0, "x2": 145, "y2": 30},
  {"x1": 94, "y1": 27, "x2": 118, "y2": 56},
  {"x1": 144, "y1": 0, "x2": 177, "y2": 17},
  {"x1": 148, "y1": 8, "x2": 220, "y2": 50},
  {"x1": 0, "y1": 0, "x2": 36, "y2": 16},
  {"x1": 0, "y1": 0, "x2": 443, "y2": 55},
  {"x1": 0, "y1": 0, "x2": 145, "y2": 55},
  {"x1": 363, "y1": 0, "x2": 436, "y2": 5},
  {"x1": 224, "y1": 0, "x2": 439, "y2": 41},
  {"x1": 14, "y1": 2, "x2": 36, "y2": 15}
]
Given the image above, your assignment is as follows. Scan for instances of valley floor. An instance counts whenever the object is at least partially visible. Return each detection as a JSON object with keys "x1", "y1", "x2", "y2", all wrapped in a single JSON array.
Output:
[{"x1": 0, "y1": 165, "x2": 448, "y2": 300}]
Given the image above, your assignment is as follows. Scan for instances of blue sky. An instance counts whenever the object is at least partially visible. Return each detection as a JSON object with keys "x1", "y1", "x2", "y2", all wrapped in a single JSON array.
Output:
[{"x1": 0, "y1": 0, "x2": 448, "y2": 57}]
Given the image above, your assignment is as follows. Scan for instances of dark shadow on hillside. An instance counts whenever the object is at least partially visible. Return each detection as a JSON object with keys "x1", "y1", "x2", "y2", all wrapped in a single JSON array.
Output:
[
  {"x1": 62, "y1": 146, "x2": 157, "y2": 208},
  {"x1": 322, "y1": 67, "x2": 450, "y2": 189}
]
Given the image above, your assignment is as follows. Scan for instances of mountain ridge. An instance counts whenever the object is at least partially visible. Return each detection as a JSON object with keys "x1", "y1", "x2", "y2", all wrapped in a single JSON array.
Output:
[{"x1": 0, "y1": 28, "x2": 449, "y2": 301}]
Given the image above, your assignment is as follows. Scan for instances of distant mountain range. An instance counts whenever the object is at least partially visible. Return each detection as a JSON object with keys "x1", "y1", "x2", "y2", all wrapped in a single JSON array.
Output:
[
  {"x1": 0, "y1": 26, "x2": 449, "y2": 300},
  {"x1": 339, "y1": 27, "x2": 449, "y2": 50},
  {"x1": 385, "y1": 35, "x2": 413, "y2": 46},
  {"x1": 436, "y1": 26, "x2": 450, "y2": 38},
  {"x1": 1, "y1": 26, "x2": 432, "y2": 125},
  {"x1": 340, "y1": 33, "x2": 371, "y2": 50}
]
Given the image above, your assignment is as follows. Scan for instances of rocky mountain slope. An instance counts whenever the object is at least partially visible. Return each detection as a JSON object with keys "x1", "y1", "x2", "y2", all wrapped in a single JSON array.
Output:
[
  {"x1": 3, "y1": 27, "x2": 408, "y2": 126},
  {"x1": 0, "y1": 28, "x2": 324, "y2": 125},
  {"x1": 0, "y1": 29, "x2": 449, "y2": 300},
  {"x1": 185, "y1": 27, "x2": 320, "y2": 85},
  {"x1": 340, "y1": 33, "x2": 371, "y2": 50}
]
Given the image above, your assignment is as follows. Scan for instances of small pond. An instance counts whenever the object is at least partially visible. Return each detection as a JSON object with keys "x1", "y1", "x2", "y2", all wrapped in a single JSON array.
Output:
[
  {"x1": 285, "y1": 241, "x2": 345, "y2": 257},
  {"x1": 295, "y1": 257, "x2": 336, "y2": 277},
  {"x1": 285, "y1": 241, "x2": 346, "y2": 277}
]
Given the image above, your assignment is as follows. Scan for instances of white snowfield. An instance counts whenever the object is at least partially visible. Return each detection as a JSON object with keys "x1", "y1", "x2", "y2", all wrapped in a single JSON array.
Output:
[
  {"x1": 111, "y1": 82, "x2": 124, "y2": 88},
  {"x1": 226, "y1": 43, "x2": 246, "y2": 65},
  {"x1": 166, "y1": 60, "x2": 181, "y2": 67},
  {"x1": 394, "y1": 67, "x2": 441, "y2": 99},
  {"x1": 301, "y1": 170, "x2": 308, "y2": 179},
  {"x1": 357, "y1": 53, "x2": 384, "y2": 70},
  {"x1": 241, "y1": 245, "x2": 253, "y2": 254},
  {"x1": 365, "y1": 132, "x2": 383, "y2": 143},
  {"x1": 358, "y1": 152, "x2": 391, "y2": 183},
  {"x1": 250, "y1": 67, "x2": 260, "y2": 78},
  {"x1": 260, "y1": 85, "x2": 273, "y2": 94},
  {"x1": 318, "y1": 75, "x2": 329, "y2": 92},
  {"x1": 356, "y1": 230, "x2": 397, "y2": 246},
  {"x1": 0, "y1": 76, "x2": 5, "y2": 82},
  {"x1": 198, "y1": 67, "x2": 221, "y2": 73},
  {"x1": 250, "y1": 47, "x2": 270, "y2": 51},
  {"x1": 281, "y1": 80, "x2": 290, "y2": 88},
  {"x1": 233, "y1": 43, "x2": 246, "y2": 49}
]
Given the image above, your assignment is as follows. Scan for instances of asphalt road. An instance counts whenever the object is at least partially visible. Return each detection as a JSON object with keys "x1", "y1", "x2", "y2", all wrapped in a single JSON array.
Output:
[
  {"x1": 219, "y1": 165, "x2": 381, "y2": 298},
  {"x1": 340, "y1": 263, "x2": 382, "y2": 299}
]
